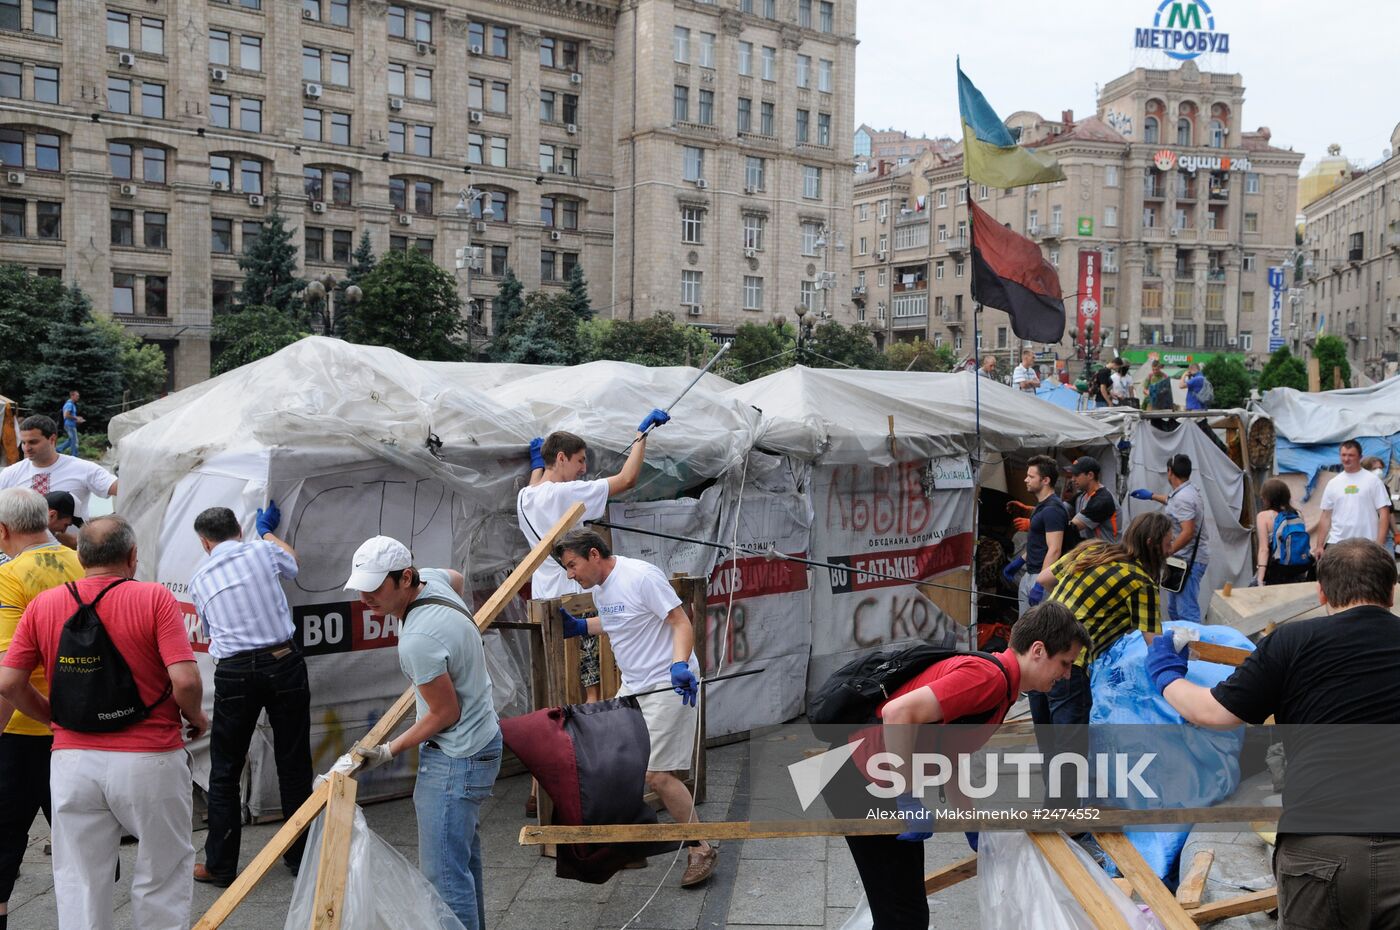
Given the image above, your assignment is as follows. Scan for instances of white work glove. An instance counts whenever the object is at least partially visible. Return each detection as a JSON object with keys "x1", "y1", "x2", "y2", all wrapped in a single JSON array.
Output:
[
  {"x1": 354, "y1": 743, "x2": 395, "y2": 771},
  {"x1": 314, "y1": 751, "x2": 359, "y2": 788}
]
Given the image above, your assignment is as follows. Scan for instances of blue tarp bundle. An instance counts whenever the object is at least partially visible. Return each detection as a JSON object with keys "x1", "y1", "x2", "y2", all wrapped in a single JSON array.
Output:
[{"x1": 1034, "y1": 382, "x2": 1090, "y2": 412}]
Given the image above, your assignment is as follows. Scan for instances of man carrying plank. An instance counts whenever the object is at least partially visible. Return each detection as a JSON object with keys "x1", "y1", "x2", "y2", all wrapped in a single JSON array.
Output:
[
  {"x1": 553, "y1": 528, "x2": 717, "y2": 887},
  {"x1": 850, "y1": 603, "x2": 1091, "y2": 930},
  {"x1": 1147, "y1": 538, "x2": 1400, "y2": 930},
  {"x1": 343, "y1": 537, "x2": 501, "y2": 930}
]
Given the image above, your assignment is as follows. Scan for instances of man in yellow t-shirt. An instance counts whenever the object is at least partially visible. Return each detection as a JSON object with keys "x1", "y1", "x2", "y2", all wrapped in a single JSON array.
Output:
[{"x1": 0, "y1": 487, "x2": 83, "y2": 928}]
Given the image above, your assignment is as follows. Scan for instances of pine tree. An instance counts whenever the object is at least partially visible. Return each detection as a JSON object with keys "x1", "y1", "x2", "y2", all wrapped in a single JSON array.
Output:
[
  {"x1": 564, "y1": 264, "x2": 593, "y2": 321},
  {"x1": 334, "y1": 231, "x2": 377, "y2": 337},
  {"x1": 25, "y1": 283, "x2": 128, "y2": 432},
  {"x1": 489, "y1": 270, "x2": 525, "y2": 358},
  {"x1": 235, "y1": 197, "x2": 306, "y2": 314}
]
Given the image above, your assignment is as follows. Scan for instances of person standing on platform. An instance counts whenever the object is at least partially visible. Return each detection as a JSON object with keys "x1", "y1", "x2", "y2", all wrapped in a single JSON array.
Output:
[
  {"x1": 189, "y1": 503, "x2": 312, "y2": 887},
  {"x1": 1012, "y1": 349, "x2": 1041, "y2": 393},
  {"x1": 1312, "y1": 440, "x2": 1392, "y2": 557}
]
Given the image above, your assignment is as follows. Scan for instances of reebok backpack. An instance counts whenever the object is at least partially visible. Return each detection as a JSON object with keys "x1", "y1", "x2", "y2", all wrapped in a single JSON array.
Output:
[
  {"x1": 1195, "y1": 376, "x2": 1215, "y2": 405},
  {"x1": 50, "y1": 578, "x2": 170, "y2": 733},
  {"x1": 1271, "y1": 511, "x2": 1313, "y2": 567},
  {"x1": 809, "y1": 643, "x2": 1010, "y2": 725}
]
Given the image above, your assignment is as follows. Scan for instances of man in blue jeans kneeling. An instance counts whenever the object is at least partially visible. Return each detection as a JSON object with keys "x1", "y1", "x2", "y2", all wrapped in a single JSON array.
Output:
[{"x1": 345, "y1": 537, "x2": 501, "y2": 930}]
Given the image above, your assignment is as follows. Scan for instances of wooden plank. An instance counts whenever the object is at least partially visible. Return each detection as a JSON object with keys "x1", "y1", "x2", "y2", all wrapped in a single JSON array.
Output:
[
  {"x1": 518, "y1": 806, "x2": 1282, "y2": 845},
  {"x1": 1176, "y1": 850, "x2": 1215, "y2": 908},
  {"x1": 193, "y1": 502, "x2": 586, "y2": 930},
  {"x1": 1307, "y1": 356, "x2": 1320, "y2": 393},
  {"x1": 1093, "y1": 832, "x2": 1199, "y2": 930},
  {"x1": 923, "y1": 855, "x2": 977, "y2": 895},
  {"x1": 1186, "y1": 888, "x2": 1277, "y2": 924},
  {"x1": 1141, "y1": 632, "x2": 1252, "y2": 668},
  {"x1": 309, "y1": 772, "x2": 358, "y2": 930},
  {"x1": 1112, "y1": 878, "x2": 1135, "y2": 898},
  {"x1": 1028, "y1": 833, "x2": 1134, "y2": 930},
  {"x1": 192, "y1": 782, "x2": 332, "y2": 930}
]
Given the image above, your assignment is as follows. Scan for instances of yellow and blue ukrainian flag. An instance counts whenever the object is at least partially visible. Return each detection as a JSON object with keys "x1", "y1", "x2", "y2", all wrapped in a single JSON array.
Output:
[{"x1": 957, "y1": 60, "x2": 1065, "y2": 189}]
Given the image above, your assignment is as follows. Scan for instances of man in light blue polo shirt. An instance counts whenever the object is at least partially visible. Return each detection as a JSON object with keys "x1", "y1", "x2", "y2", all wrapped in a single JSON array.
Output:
[{"x1": 344, "y1": 536, "x2": 500, "y2": 930}]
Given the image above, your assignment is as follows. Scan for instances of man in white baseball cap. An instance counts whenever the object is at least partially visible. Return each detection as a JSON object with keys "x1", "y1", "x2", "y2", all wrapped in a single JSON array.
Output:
[{"x1": 342, "y1": 537, "x2": 500, "y2": 930}]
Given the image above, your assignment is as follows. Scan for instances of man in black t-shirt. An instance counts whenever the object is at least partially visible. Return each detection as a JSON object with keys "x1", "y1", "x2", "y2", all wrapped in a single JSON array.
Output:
[
  {"x1": 1017, "y1": 455, "x2": 1067, "y2": 614},
  {"x1": 1068, "y1": 456, "x2": 1117, "y2": 544},
  {"x1": 1091, "y1": 365, "x2": 1114, "y2": 407},
  {"x1": 1147, "y1": 538, "x2": 1400, "y2": 930}
]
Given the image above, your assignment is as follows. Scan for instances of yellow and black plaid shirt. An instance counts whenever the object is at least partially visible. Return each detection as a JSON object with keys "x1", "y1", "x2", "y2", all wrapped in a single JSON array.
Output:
[{"x1": 1047, "y1": 547, "x2": 1160, "y2": 664}]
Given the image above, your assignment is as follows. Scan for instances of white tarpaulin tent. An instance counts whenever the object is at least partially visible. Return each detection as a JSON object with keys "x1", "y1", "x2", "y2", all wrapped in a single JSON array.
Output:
[
  {"x1": 109, "y1": 337, "x2": 761, "y2": 813},
  {"x1": 726, "y1": 367, "x2": 1120, "y2": 699},
  {"x1": 1259, "y1": 376, "x2": 1400, "y2": 445}
]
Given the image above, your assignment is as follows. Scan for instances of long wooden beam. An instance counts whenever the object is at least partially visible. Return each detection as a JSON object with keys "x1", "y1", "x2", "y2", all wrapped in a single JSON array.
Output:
[
  {"x1": 1141, "y1": 632, "x2": 1252, "y2": 668},
  {"x1": 1186, "y1": 888, "x2": 1277, "y2": 924},
  {"x1": 923, "y1": 855, "x2": 977, "y2": 894},
  {"x1": 1175, "y1": 850, "x2": 1214, "y2": 909},
  {"x1": 518, "y1": 805, "x2": 1282, "y2": 845},
  {"x1": 1093, "y1": 832, "x2": 1198, "y2": 930},
  {"x1": 193, "y1": 502, "x2": 587, "y2": 930},
  {"x1": 1028, "y1": 833, "x2": 1133, "y2": 930},
  {"x1": 309, "y1": 773, "x2": 358, "y2": 930}
]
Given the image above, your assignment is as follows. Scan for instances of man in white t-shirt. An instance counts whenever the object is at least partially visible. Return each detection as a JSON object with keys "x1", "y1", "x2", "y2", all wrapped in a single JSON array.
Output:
[
  {"x1": 1313, "y1": 439, "x2": 1393, "y2": 558},
  {"x1": 0, "y1": 416, "x2": 117, "y2": 547},
  {"x1": 553, "y1": 528, "x2": 717, "y2": 889},
  {"x1": 1011, "y1": 349, "x2": 1041, "y2": 393}
]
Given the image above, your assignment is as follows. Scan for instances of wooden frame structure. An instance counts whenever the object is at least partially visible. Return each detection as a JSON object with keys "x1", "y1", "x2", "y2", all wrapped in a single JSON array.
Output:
[{"x1": 193, "y1": 503, "x2": 587, "y2": 930}]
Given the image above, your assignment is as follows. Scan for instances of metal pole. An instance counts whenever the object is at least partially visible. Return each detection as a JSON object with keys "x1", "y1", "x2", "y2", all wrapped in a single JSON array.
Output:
[{"x1": 618, "y1": 342, "x2": 732, "y2": 454}]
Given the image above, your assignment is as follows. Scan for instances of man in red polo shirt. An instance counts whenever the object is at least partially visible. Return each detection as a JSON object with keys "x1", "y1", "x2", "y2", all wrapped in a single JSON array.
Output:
[
  {"x1": 0, "y1": 516, "x2": 207, "y2": 930},
  {"x1": 843, "y1": 602, "x2": 1091, "y2": 930}
]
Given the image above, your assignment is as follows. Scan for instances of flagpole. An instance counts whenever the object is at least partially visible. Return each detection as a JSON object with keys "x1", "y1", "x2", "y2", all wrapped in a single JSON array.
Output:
[{"x1": 965, "y1": 175, "x2": 980, "y2": 653}]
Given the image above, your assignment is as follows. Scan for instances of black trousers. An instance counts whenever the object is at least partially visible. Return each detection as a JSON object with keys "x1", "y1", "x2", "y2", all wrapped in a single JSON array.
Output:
[
  {"x1": 845, "y1": 834, "x2": 928, "y2": 930},
  {"x1": 205, "y1": 648, "x2": 313, "y2": 878},
  {"x1": 1027, "y1": 664, "x2": 1092, "y2": 807},
  {"x1": 0, "y1": 733, "x2": 52, "y2": 901}
]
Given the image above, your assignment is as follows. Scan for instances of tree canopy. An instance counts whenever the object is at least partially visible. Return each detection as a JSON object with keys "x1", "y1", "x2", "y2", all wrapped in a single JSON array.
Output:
[
  {"x1": 235, "y1": 201, "x2": 305, "y2": 314},
  {"x1": 1312, "y1": 335, "x2": 1351, "y2": 389},
  {"x1": 1257, "y1": 345, "x2": 1308, "y2": 393},
  {"x1": 345, "y1": 249, "x2": 468, "y2": 360},
  {"x1": 1201, "y1": 355, "x2": 1253, "y2": 409}
]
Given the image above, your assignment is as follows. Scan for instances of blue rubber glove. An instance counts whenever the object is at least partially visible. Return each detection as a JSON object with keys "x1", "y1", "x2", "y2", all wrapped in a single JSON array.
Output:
[
  {"x1": 1146, "y1": 631, "x2": 1190, "y2": 693},
  {"x1": 529, "y1": 437, "x2": 546, "y2": 470},
  {"x1": 255, "y1": 500, "x2": 281, "y2": 537},
  {"x1": 895, "y1": 793, "x2": 934, "y2": 843},
  {"x1": 637, "y1": 408, "x2": 671, "y2": 433},
  {"x1": 670, "y1": 661, "x2": 698, "y2": 706},
  {"x1": 1026, "y1": 582, "x2": 1045, "y2": 607},
  {"x1": 1001, "y1": 556, "x2": 1026, "y2": 586},
  {"x1": 559, "y1": 607, "x2": 589, "y2": 639},
  {"x1": 1130, "y1": 488, "x2": 1154, "y2": 501},
  {"x1": 965, "y1": 832, "x2": 980, "y2": 852}
]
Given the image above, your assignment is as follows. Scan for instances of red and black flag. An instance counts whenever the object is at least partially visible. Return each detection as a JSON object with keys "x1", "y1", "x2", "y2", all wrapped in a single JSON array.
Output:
[
  {"x1": 501, "y1": 698, "x2": 676, "y2": 884},
  {"x1": 969, "y1": 198, "x2": 1065, "y2": 343}
]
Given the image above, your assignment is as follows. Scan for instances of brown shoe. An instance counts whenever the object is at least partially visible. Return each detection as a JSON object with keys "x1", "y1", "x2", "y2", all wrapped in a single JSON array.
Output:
[
  {"x1": 193, "y1": 863, "x2": 234, "y2": 888},
  {"x1": 680, "y1": 846, "x2": 717, "y2": 887}
]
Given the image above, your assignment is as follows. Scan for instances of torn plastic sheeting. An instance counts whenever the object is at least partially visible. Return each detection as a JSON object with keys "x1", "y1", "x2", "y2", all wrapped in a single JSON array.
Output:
[{"x1": 284, "y1": 805, "x2": 466, "y2": 930}]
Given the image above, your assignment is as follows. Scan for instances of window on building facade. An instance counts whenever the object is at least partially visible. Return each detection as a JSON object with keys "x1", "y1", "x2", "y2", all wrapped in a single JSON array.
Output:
[
  {"x1": 673, "y1": 26, "x2": 689, "y2": 63},
  {"x1": 698, "y1": 89, "x2": 713, "y2": 125},
  {"x1": 819, "y1": 0, "x2": 833, "y2": 31},
  {"x1": 802, "y1": 165, "x2": 821, "y2": 199},
  {"x1": 240, "y1": 35, "x2": 261, "y2": 72},
  {"x1": 795, "y1": 109, "x2": 808, "y2": 143},
  {"x1": 745, "y1": 156, "x2": 765, "y2": 190},
  {"x1": 1245, "y1": 172, "x2": 1260, "y2": 194},
  {"x1": 211, "y1": 217, "x2": 233, "y2": 253},
  {"x1": 140, "y1": 82, "x2": 164, "y2": 118},
  {"x1": 36, "y1": 200, "x2": 60, "y2": 239},
  {"x1": 681, "y1": 269, "x2": 702, "y2": 306},
  {"x1": 818, "y1": 59, "x2": 832, "y2": 93},
  {"x1": 111, "y1": 273, "x2": 135, "y2": 314},
  {"x1": 738, "y1": 41, "x2": 752, "y2": 76},
  {"x1": 107, "y1": 77, "x2": 130, "y2": 114},
  {"x1": 680, "y1": 205, "x2": 703, "y2": 243},
  {"x1": 1244, "y1": 212, "x2": 1259, "y2": 233},
  {"x1": 682, "y1": 145, "x2": 704, "y2": 181},
  {"x1": 1105, "y1": 165, "x2": 1119, "y2": 187},
  {"x1": 817, "y1": 112, "x2": 830, "y2": 146},
  {"x1": 673, "y1": 85, "x2": 688, "y2": 123},
  {"x1": 760, "y1": 101, "x2": 774, "y2": 136},
  {"x1": 240, "y1": 98, "x2": 261, "y2": 132},
  {"x1": 108, "y1": 142, "x2": 133, "y2": 178},
  {"x1": 761, "y1": 46, "x2": 776, "y2": 81},
  {"x1": 743, "y1": 275, "x2": 763, "y2": 310},
  {"x1": 743, "y1": 213, "x2": 764, "y2": 250}
]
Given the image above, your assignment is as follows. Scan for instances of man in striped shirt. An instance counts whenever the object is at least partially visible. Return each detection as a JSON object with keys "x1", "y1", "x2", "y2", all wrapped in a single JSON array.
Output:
[{"x1": 188, "y1": 502, "x2": 311, "y2": 887}]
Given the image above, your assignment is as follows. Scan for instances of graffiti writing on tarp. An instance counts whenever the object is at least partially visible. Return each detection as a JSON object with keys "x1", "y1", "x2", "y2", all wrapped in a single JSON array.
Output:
[
  {"x1": 701, "y1": 603, "x2": 749, "y2": 668},
  {"x1": 824, "y1": 462, "x2": 934, "y2": 541},
  {"x1": 852, "y1": 591, "x2": 947, "y2": 648}
]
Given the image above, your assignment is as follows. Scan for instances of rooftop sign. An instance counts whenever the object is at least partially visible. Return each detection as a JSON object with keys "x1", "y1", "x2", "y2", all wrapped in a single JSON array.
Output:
[{"x1": 1134, "y1": 0, "x2": 1230, "y2": 60}]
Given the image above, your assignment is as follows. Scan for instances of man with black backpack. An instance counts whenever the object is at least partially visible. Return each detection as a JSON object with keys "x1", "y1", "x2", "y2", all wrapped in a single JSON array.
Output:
[
  {"x1": 832, "y1": 603, "x2": 1091, "y2": 930},
  {"x1": 0, "y1": 515, "x2": 207, "y2": 930}
]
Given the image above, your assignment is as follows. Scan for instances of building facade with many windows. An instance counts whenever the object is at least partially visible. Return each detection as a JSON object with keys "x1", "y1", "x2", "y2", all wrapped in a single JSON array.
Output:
[
  {"x1": 1297, "y1": 125, "x2": 1400, "y2": 381},
  {"x1": 0, "y1": 0, "x2": 855, "y2": 388},
  {"x1": 850, "y1": 62, "x2": 1302, "y2": 371}
]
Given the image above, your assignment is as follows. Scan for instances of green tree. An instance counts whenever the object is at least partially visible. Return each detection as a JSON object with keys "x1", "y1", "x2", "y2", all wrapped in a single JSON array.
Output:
[
  {"x1": 346, "y1": 249, "x2": 468, "y2": 360},
  {"x1": 724, "y1": 322, "x2": 795, "y2": 383},
  {"x1": 25, "y1": 286, "x2": 130, "y2": 432},
  {"x1": 1257, "y1": 345, "x2": 1309, "y2": 393},
  {"x1": 579, "y1": 313, "x2": 720, "y2": 367},
  {"x1": 884, "y1": 339, "x2": 957, "y2": 372},
  {"x1": 212, "y1": 305, "x2": 311, "y2": 376},
  {"x1": 88, "y1": 316, "x2": 168, "y2": 408},
  {"x1": 1313, "y1": 334, "x2": 1351, "y2": 389},
  {"x1": 235, "y1": 200, "x2": 305, "y2": 314},
  {"x1": 334, "y1": 231, "x2": 377, "y2": 337},
  {"x1": 0, "y1": 264, "x2": 62, "y2": 400},
  {"x1": 490, "y1": 270, "x2": 525, "y2": 351},
  {"x1": 802, "y1": 322, "x2": 886, "y2": 370},
  {"x1": 492, "y1": 291, "x2": 580, "y2": 364},
  {"x1": 1201, "y1": 355, "x2": 1252, "y2": 409},
  {"x1": 563, "y1": 264, "x2": 593, "y2": 321}
]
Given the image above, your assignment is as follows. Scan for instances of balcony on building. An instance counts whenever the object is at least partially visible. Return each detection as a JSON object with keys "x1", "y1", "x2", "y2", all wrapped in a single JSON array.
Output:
[
  {"x1": 1174, "y1": 176, "x2": 1197, "y2": 201},
  {"x1": 1042, "y1": 221, "x2": 1063, "y2": 240},
  {"x1": 850, "y1": 285, "x2": 867, "y2": 304},
  {"x1": 1208, "y1": 172, "x2": 1230, "y2": 201},
  {"x1": 945, "y1": 232, "x2": 968, "y2": 254},
  {"x1": 894, "y1": 209, "x2": 924, "y2": 227},
  {"x1": 1144, "y1": 173, "x2": 1166, "y2": 200},
  {"x1": 892, "y1": 266, "x2": 927, "y2": 293}
]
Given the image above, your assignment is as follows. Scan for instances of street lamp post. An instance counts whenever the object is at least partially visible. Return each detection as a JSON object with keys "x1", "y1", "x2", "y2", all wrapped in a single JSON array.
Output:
[
  {"x1": 454, "y1": 187, "x2": 496, "y2": 349},
  {"x1": 304, "y1": 273, "x2": 362, "y2": 337},
  {"x1": 813, "y1": 226, "x2": 839, "y2": 327}
]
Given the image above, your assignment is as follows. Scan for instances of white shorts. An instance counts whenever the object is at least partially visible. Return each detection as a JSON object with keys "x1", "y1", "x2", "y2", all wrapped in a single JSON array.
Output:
[{"x1": 623, "y1": 688, "x2": 697, "y2": 772}]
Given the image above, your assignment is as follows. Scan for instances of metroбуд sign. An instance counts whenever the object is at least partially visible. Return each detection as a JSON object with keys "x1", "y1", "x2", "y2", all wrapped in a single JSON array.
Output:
[
  {"x1": 1152, "y1": 149, "x2": 1252, "y2": 175},
  {"x1": 1134, "y1": 0, "x2": 1230, "y2": 60}
]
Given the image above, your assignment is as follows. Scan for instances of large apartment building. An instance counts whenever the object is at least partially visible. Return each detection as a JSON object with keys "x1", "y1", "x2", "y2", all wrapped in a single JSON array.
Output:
[
  {"x1": 852, "y1": 61, "x2": 1303, "y2": 371},
  {"x1": 1297, "y1": 125, "x2": 1400, "y2": 381},
  {"x1": 0, "y1": 0, "x2": 855, "y2": 389}
]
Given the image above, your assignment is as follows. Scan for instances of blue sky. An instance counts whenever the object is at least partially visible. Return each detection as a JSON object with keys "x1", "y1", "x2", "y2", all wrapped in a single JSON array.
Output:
[{"x1": 854, "y1": 0, "x2": 1396, "y2": 173}]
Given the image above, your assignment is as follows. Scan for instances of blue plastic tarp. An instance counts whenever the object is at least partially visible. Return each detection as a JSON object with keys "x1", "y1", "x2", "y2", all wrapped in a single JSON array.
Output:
[{"x1": 1035, "y1": 382, "x2": 1090, "y2": 412}]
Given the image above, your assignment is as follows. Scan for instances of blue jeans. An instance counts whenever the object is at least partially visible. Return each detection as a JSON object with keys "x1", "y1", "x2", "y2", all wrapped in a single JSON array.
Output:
[
  {"x1": 1167, "y1": 561, "x2": 1208, "y2": 625},
  {"x1": 58, "y1": 424, "x2": 79, "y2": 455},
  {"x1": 415, "y1": 730, "x2": 501, "y2": 930}
]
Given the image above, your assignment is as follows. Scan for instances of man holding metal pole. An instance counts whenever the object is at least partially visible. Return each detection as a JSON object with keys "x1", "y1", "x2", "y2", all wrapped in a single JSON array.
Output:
[{"x1": 553, "y1": 528, "x2": 718, "y2": 888}]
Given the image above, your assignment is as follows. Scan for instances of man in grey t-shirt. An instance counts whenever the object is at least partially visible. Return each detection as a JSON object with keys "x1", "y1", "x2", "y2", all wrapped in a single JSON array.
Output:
[
  {"x1": 1132, "y1": 453, "x2": 1210, "y2": 623},
  {"x1": 344, "y1": 536, "x2": 500, "y2": 930}
]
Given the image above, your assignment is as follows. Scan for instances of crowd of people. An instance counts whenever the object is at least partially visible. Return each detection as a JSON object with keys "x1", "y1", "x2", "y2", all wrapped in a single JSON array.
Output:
[{"x1": 990, "y1": 351, "x2": 1217, "y2": 412}]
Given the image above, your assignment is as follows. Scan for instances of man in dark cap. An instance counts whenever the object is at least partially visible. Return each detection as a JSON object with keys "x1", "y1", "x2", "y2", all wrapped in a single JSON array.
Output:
[
  {"x1": 44, "y1": 491, "x2": 83, "y2": 550},
  {"x1": 1068, "y1": 456, "x2": 1118, "y2": 544}
]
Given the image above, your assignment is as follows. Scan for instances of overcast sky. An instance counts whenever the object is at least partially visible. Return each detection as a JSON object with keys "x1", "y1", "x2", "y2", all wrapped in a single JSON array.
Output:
[{"x1": 854, "y1": 0, "x2": 1396, "y2": 173}]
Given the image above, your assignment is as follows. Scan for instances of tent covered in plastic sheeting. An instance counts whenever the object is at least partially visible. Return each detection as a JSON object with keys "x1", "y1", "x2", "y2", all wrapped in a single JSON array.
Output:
[
  {"x1": 1259, "y1": 378, "x2": 1400, "y2": 500},
  {"x1": 727, "y1": 367, "x2": 1119, "y2": 465},
  {"x1": 726, "y1": 367, "x2": 1121, "y2": 703},
  {"x1": 108, "y1": 337, "x2": 762, "y2": 813}
]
